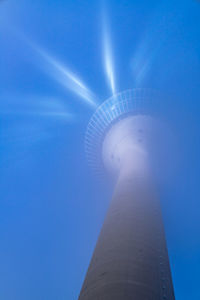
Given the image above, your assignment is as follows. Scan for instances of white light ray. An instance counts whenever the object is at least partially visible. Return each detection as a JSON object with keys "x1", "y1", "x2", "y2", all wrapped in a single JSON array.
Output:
[
  {"x1": 1, "y1": 110, "x2": 74, "y2": 120},
  {"x1": 0, "y1": 95, "x2": 74, "y2": 121},
  {"x1": 131, "y1": 37, "x2": 155, "y2": 87},
  {"x1": 10, "y1": 29, "x2": 98, "y2": 108},
  {"x1": 32, "y1": 45, "x2": 98, "y2": 108},
  {"x1": 130, "y1": 2, "x2": 175, "y2": 87},
  {"x1": 102, "y1": 13, "x2": 116, "y2": 95}
]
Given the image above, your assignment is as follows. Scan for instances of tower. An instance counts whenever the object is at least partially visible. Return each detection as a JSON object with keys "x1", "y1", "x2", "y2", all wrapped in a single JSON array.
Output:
[{"x1": 78, "y1": 89, "x2": 175, "y2": 300}]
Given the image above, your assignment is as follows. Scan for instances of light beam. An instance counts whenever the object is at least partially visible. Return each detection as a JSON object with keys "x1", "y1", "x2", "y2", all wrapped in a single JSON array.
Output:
[
  {"x1": 102, "y1": 12, "x2": 116, "y2": 95},
  {"x1": 33, "y1": 46, "x2": 98, "y2": 108},
  {"x1": 10, "y1": 29, "x2": 98, "y2": 108},
  {"x1": 0, "y1": 95, "x2": 74, "y2": 121}
]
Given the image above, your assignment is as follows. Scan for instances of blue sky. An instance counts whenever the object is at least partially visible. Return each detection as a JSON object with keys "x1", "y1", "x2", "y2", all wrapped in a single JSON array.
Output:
[{"x1": 0, "y1": 0, "x2": 200, "y2": 299}]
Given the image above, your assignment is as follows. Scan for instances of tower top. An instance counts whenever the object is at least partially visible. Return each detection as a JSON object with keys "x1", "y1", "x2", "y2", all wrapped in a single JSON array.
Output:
[{"x1": 85, "y1": 89, "x2": 159, "y2": 176}]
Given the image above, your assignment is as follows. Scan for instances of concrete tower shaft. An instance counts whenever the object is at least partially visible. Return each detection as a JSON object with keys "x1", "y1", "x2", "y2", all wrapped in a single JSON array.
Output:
[
  {"x1": 78, "y1": 169, "x2": 175, "y2": 299},
  {"x1": 79, "y1": 90, "x2": 175, "y2": 300}
]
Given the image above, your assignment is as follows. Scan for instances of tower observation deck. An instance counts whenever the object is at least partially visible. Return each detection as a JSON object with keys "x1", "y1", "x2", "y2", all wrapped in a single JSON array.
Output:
[{"x1": 78, "y1": 89, "x2": 175, "y2": 300}]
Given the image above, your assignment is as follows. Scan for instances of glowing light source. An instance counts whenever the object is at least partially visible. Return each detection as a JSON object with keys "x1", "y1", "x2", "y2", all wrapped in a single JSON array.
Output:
[
  {"x1": 31, "y1": 45, "x2": 98, "y2": 108},
  {"x1": 102, "y1": 12, "x2": 116, "y2": 95}
]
